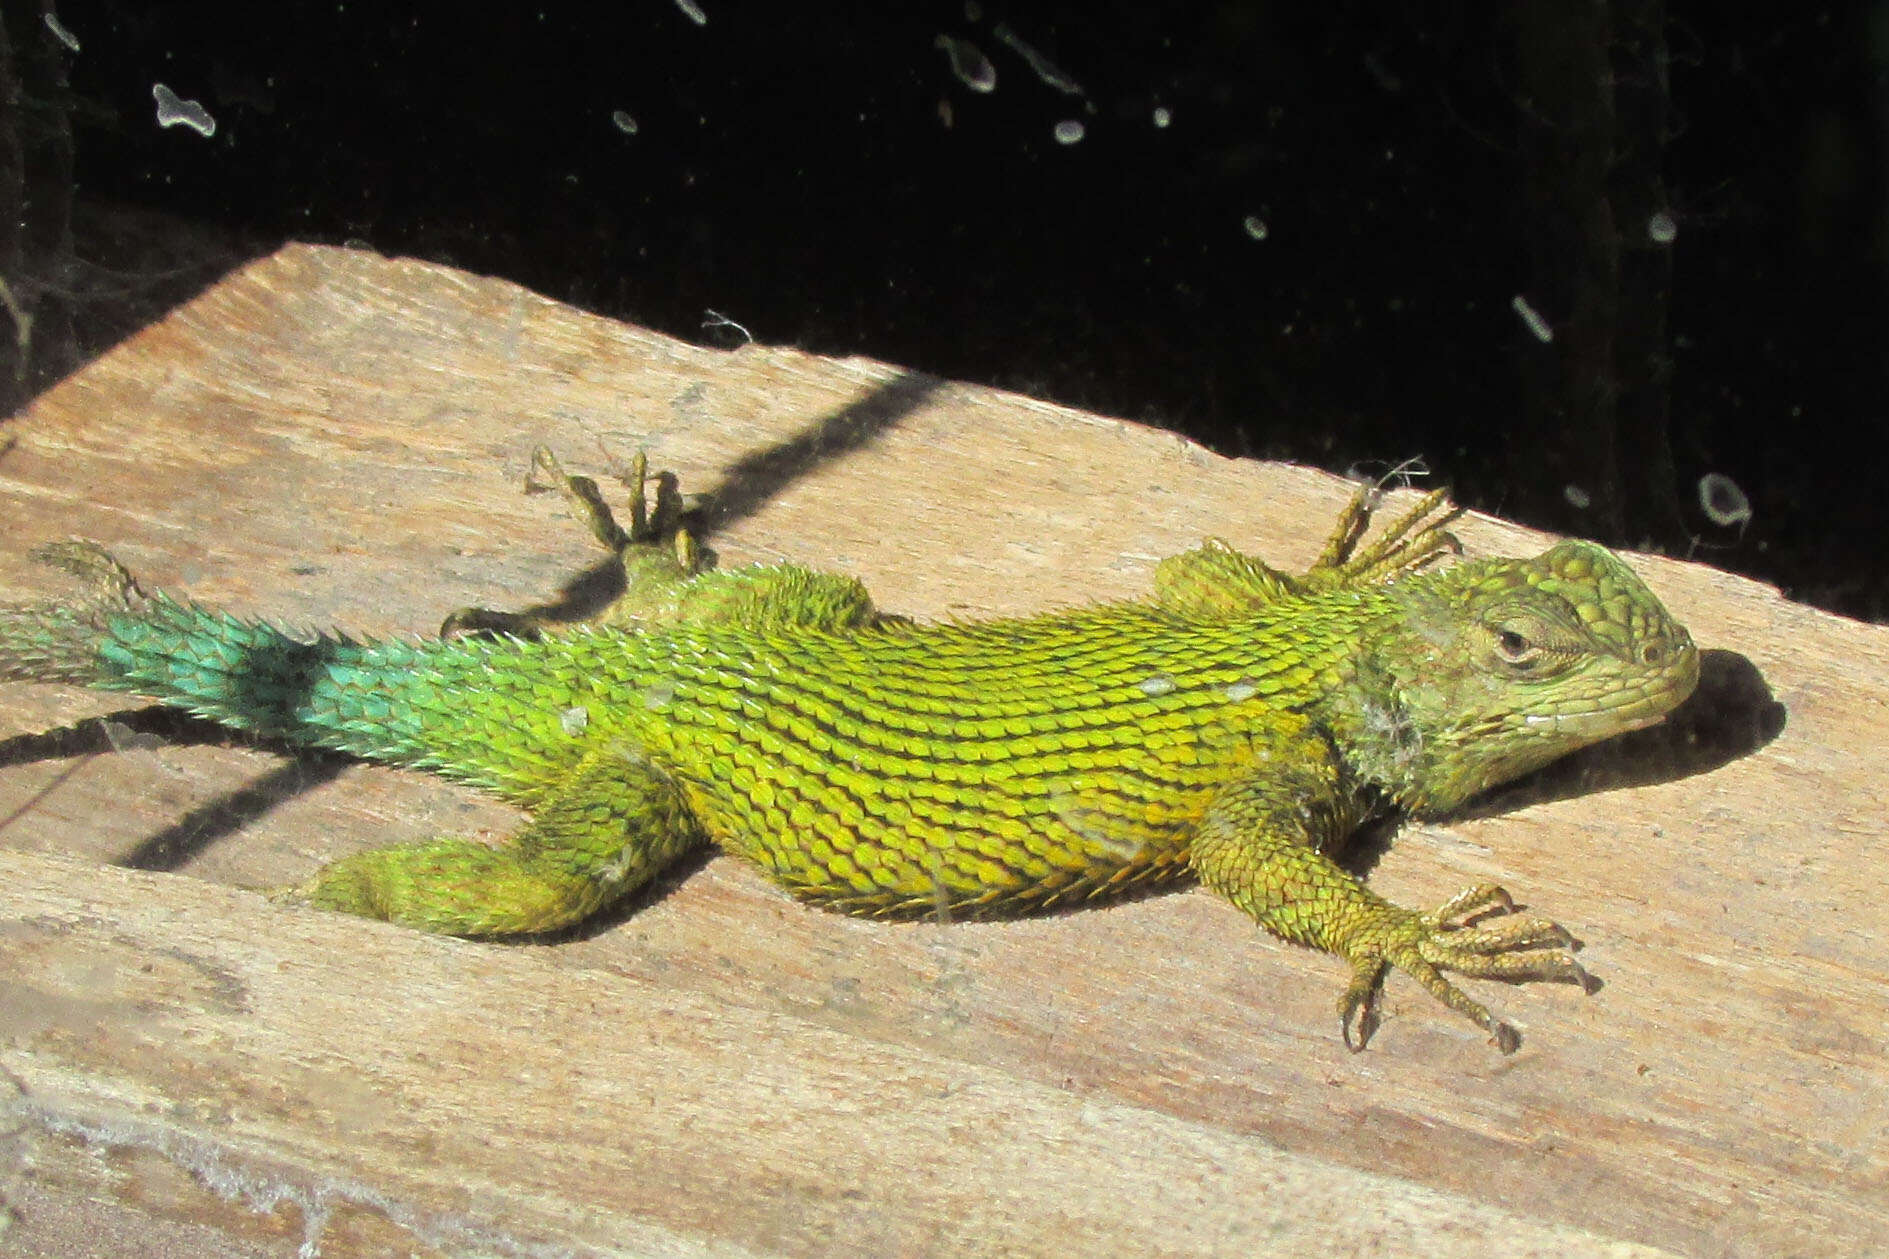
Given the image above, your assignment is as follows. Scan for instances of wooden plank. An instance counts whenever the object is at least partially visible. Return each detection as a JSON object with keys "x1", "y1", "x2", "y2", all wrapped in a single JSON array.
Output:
[
  {"x1": 0, "y1": 243, "x2": 1882, "y2": 1256},
  {"x1": 1, "y1": 851, "x2": 1674, "y2": 1259}
]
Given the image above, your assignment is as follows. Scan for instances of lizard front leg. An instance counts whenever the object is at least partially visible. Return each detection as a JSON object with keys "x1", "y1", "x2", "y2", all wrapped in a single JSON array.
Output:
[
  {"x1": 1154, "y1": 476, "x2": 1464, "y2": 618},
  {"x1": 1188, "y1": 735, "x2": 1596, "y2": 1053}
]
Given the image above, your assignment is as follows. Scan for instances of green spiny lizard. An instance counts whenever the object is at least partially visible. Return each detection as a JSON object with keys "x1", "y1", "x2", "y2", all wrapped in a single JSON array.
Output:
[{"x1": 0, "y1": 451, "x2": 1699, "y2": 1052}]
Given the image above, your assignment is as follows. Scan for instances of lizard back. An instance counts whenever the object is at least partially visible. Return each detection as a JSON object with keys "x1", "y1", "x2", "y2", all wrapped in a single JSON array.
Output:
[{"x1": 400, "y1": 598, "x2": 1385, "y2": 916}]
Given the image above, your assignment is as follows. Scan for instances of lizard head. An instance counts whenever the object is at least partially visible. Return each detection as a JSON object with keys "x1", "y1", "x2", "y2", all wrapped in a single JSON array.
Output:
[{"x1": 1366, "y1": 539, "x2": 1699, "y2": 815}]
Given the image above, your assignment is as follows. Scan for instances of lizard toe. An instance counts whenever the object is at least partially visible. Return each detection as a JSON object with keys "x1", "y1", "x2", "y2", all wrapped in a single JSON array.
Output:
[{"x1": 1426, "y1": 911, "x2": 1579, "y2": 955}]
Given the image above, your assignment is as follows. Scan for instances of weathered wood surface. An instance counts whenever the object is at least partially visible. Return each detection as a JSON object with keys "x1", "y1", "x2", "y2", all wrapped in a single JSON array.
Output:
[{"x1": 0, "y1": 244, "x2": 1878, "y2": 1257}]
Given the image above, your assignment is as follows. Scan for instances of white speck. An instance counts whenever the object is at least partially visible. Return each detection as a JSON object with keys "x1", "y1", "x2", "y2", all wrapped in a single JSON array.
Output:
[
  {"x1": 560, "y1": 706, "x2": 590, "y2": 736},
  {"x1": 43, "y1": 12, "x2": 81, "y2": 52},
  {"x1": 702, "y1": 308, "x2": 752, "y2": 345},
  {"x1": 1052, "y1": 790, "x2": 1147, "y2": 860},
  {"x1": 1242, "y1": 215, "x2": 1269, "y2": 241},
  {"x1": 1224, "y1": 680, "x2": 1258, "y2": 702},
  {"x1": 1511, "y1": 294, "x2": 1553, "y2": 342},
  {"x1": 1152, "y1": 106, "x2": 1171, "y2": 128},
  {"x1": 1647, "y1": 211, "x2": 1677, "y2": 243},
  {"x1": 1362, "y1": 51, "x2": 1402, "y2": 93},
  {"x1": 994, "y1": 23, "x2": 1085, "y2": 97},
  {"x1": 1697, "y1": 473, "x2": 1752, "y2": 529},
  {"x1": 1137, "y1": 675, "x2": 1176, "y2": 697},
  {"x1": 611, "y1": 110, "x2": 638, "y2": 135},
  {"x1": 643, "y1": 682, "x2": 676, "y2": 711},
  {"x1": 152, "y1": 84, "x2": 216, "y2": 137},
  {"x1": 1563, "y1": 484, "x2": 1592, "y2": 509},
  {"x1": 1052, "y1": 119, "x2": 1085, "y2": 145},
  {"x1": 673, "y1": 0, "x2": 707, "y2": 25},
  {"x1": 935, "y1": 35, "x2": 997, "y2": 93}
]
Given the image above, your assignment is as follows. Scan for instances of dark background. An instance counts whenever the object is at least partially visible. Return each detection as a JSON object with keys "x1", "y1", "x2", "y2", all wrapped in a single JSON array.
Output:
[{"x1": 4, "y1": 2, "x2": 1884, "y2": 617}]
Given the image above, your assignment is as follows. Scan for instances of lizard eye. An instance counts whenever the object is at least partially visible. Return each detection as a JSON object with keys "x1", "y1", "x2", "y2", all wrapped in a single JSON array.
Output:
[{"x1": 1492, "y1": 626, "x2": 1539, "y2": 664}]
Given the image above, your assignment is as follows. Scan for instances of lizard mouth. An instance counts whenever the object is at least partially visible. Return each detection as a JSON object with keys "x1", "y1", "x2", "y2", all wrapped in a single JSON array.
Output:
[
  {"x1": 1522, "y1": 707, "x2": 1667, "y2": 737},
  {"x1": 1520, "y1": 655, "x2": 1698, "y2": 740}
]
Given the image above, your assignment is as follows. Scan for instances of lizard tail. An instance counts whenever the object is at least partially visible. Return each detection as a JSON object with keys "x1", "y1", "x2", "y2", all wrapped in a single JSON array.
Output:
[
  {"x1": 0, "y1": 540, "x2": 152, "y2": 686},
  {"x1": 4, "y1": 540, "x2": 451, "y2": 766}
]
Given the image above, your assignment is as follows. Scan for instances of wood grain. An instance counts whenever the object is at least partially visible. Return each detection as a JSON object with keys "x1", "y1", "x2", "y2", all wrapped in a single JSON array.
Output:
[{"x1": 0, "y1": 243, "x2": 1878, "y2": 1257}]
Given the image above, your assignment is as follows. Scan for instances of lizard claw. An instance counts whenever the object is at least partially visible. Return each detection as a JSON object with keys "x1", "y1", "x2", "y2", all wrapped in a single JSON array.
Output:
[{"x1": 1339, "y1": 961, "x2": 1390, "y2": 1053}]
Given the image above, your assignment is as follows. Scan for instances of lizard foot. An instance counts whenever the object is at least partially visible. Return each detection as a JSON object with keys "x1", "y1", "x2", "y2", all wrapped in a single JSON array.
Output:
[
  {"x1": 440, "y1": 446, "x2": 707, "y2": 638},
  {"x1": 523, "y1": 445, "x2": 704, "y2": 571},
  {"x1": 1338, "y1": 882, "x2": 1598, "y2": 1054}
]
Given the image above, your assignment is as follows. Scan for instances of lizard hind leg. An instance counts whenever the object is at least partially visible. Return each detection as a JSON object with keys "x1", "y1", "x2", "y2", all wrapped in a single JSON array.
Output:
[
  {"x1": 280, "y1": 741, "x2": 704, "y2": 936},
  {"x1": 440, "y1": 446, "x2": 700, "y2": 639},
  {"x1": 443, "y1": 446, "x2": 889, "y2": 637}
]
